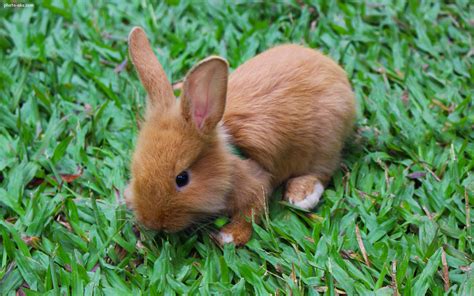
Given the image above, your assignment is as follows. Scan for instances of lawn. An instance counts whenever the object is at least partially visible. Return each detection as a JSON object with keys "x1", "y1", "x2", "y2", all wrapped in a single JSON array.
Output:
[{"x1": 0, "y1": 1, "x2": 473, "y2": 295}]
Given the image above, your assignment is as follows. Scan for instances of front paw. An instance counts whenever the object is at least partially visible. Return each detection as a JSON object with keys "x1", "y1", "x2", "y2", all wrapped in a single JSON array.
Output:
[{"x1": 213, "y1": 223, "x2": 252, "y2": 246}]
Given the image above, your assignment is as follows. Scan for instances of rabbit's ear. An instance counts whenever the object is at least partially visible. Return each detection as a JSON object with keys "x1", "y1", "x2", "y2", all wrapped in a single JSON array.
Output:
[
  {"x1": 181, "y1": 56, "x2": 228, "y2": 134},
  {"x1": 128, "y1": 27, "x2": 174, "y2": 110}
]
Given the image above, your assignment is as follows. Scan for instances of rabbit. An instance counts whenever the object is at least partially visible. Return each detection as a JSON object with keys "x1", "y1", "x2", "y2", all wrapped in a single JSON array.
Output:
[{"x1": 124, "y1": 27, "x2": 356, "y2": 246}]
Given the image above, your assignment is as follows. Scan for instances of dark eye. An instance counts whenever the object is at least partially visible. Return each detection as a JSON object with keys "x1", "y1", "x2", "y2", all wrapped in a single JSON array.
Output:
[{"x1": 175, "y1": 171, "x2": 189, "y2": 188}]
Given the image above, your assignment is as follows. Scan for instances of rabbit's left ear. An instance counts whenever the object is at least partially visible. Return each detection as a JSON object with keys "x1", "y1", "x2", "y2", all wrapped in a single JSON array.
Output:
[
  {"x1": 128, "y1": 27, "x2": 174, "y2": 111},
  {"x1": 181, "y1": 56, "x2": 228, "y2": 135}
]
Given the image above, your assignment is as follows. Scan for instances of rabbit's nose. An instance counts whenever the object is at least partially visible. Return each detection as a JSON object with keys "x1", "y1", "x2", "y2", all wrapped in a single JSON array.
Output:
[{"x1": 123, "y1": 185, "x2": 134, "y2": 210}]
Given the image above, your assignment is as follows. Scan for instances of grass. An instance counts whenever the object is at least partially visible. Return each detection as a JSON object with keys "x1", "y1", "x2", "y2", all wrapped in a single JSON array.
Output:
[{"x1": 0, "y1": 0, "x2": 473, "y2": 295}]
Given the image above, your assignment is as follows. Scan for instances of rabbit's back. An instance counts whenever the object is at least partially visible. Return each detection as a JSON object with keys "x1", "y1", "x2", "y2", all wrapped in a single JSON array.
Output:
[{"x1": 223, "y1": 44, "x2": 355, "y2": 185}]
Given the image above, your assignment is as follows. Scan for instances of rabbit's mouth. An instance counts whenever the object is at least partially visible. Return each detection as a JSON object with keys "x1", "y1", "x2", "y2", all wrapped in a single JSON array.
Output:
[{"x1": 136, "y1": 209, "x2": 199, "y2": 233}]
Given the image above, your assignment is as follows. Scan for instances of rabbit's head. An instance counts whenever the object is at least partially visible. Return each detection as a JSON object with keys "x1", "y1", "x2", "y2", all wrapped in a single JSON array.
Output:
[{"x1": 125, "y1": 27, "x2": 232, "y2": 232}]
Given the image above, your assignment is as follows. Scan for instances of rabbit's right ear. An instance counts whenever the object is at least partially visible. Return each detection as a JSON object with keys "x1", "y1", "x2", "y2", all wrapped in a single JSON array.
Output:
[
  {"x1": 128, "y1": 27, "x2": 174, "y2": 110},
  {"x1": 181, "y1": 57, "x2": 228, "y2": 135}
]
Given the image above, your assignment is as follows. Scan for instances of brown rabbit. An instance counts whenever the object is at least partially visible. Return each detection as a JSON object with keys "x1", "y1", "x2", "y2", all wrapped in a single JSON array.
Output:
[{"x1": 124, "y1": 27, "x2": 355, "y2": 245}]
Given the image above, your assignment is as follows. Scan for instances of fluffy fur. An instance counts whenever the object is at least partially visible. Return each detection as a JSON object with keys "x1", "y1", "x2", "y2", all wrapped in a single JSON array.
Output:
[{"x1": 125, "y1": 27, "x2": 356, "y2": 245}]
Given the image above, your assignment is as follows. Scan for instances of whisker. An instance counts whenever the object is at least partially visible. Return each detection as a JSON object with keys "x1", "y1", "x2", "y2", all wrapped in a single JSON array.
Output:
[{"x1": 190, "y1": 217, "x2": 220, "y2": 235}]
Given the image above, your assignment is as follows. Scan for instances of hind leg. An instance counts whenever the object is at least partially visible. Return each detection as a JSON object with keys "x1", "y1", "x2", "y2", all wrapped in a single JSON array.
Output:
[{"x1": 284, "y1": 174, "x2": 328, "y2": 210}]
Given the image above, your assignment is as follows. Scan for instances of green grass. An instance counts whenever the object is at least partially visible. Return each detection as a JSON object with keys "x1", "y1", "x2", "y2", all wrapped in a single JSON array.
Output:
[{"x1": 0, "y1": 0, "x2": 473, "y2": 295}]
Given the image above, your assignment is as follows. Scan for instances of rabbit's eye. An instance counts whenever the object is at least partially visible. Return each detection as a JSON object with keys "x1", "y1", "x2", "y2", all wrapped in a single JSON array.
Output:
[{"x1": 175, "y1": 171, "x2": 189, "y2": 188}]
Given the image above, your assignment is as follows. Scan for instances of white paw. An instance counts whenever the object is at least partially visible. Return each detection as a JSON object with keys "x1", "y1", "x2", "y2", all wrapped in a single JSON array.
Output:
[
  {"x1": 290, "y1": 181, "x2": 324, "y2": 210},
  {"x1": 218, "y1": 232, "x2": 234, "y2": 244}
]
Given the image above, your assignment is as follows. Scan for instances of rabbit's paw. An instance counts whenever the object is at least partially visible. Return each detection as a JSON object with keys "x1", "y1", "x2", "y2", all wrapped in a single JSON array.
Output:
[
  {"x1": 214, "y1": 222, "x2": 252, "y2": 246},
  {"x1": 284, "y1": 175, "x2": 324, "y2": 210}
]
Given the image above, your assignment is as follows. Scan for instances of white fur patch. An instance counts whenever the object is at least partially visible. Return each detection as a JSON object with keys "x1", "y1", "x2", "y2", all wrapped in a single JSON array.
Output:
[
  {"x1": 291, "y1": 181, "x2": 324, "y2": 210},
  {"x1": 218, "y1": 232, "x2": 234, "y2": 244},
  {"x1": 217, "y1": 122, "x2": 232, "y2": 145}
]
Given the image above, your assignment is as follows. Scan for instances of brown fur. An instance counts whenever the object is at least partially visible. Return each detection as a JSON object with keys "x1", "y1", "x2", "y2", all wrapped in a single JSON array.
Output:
[
  {"x1": 225, "y1": 45, "x2": 355, "y2": 186},
  {"x1": 125, "y1": 27, "x2": 355, "y2": 245}
]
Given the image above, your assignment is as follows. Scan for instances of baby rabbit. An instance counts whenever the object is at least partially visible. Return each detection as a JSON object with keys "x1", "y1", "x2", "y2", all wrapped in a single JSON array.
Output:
[{"x1": 125, "y1": 27, "x2": 355, "y2": 245}]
